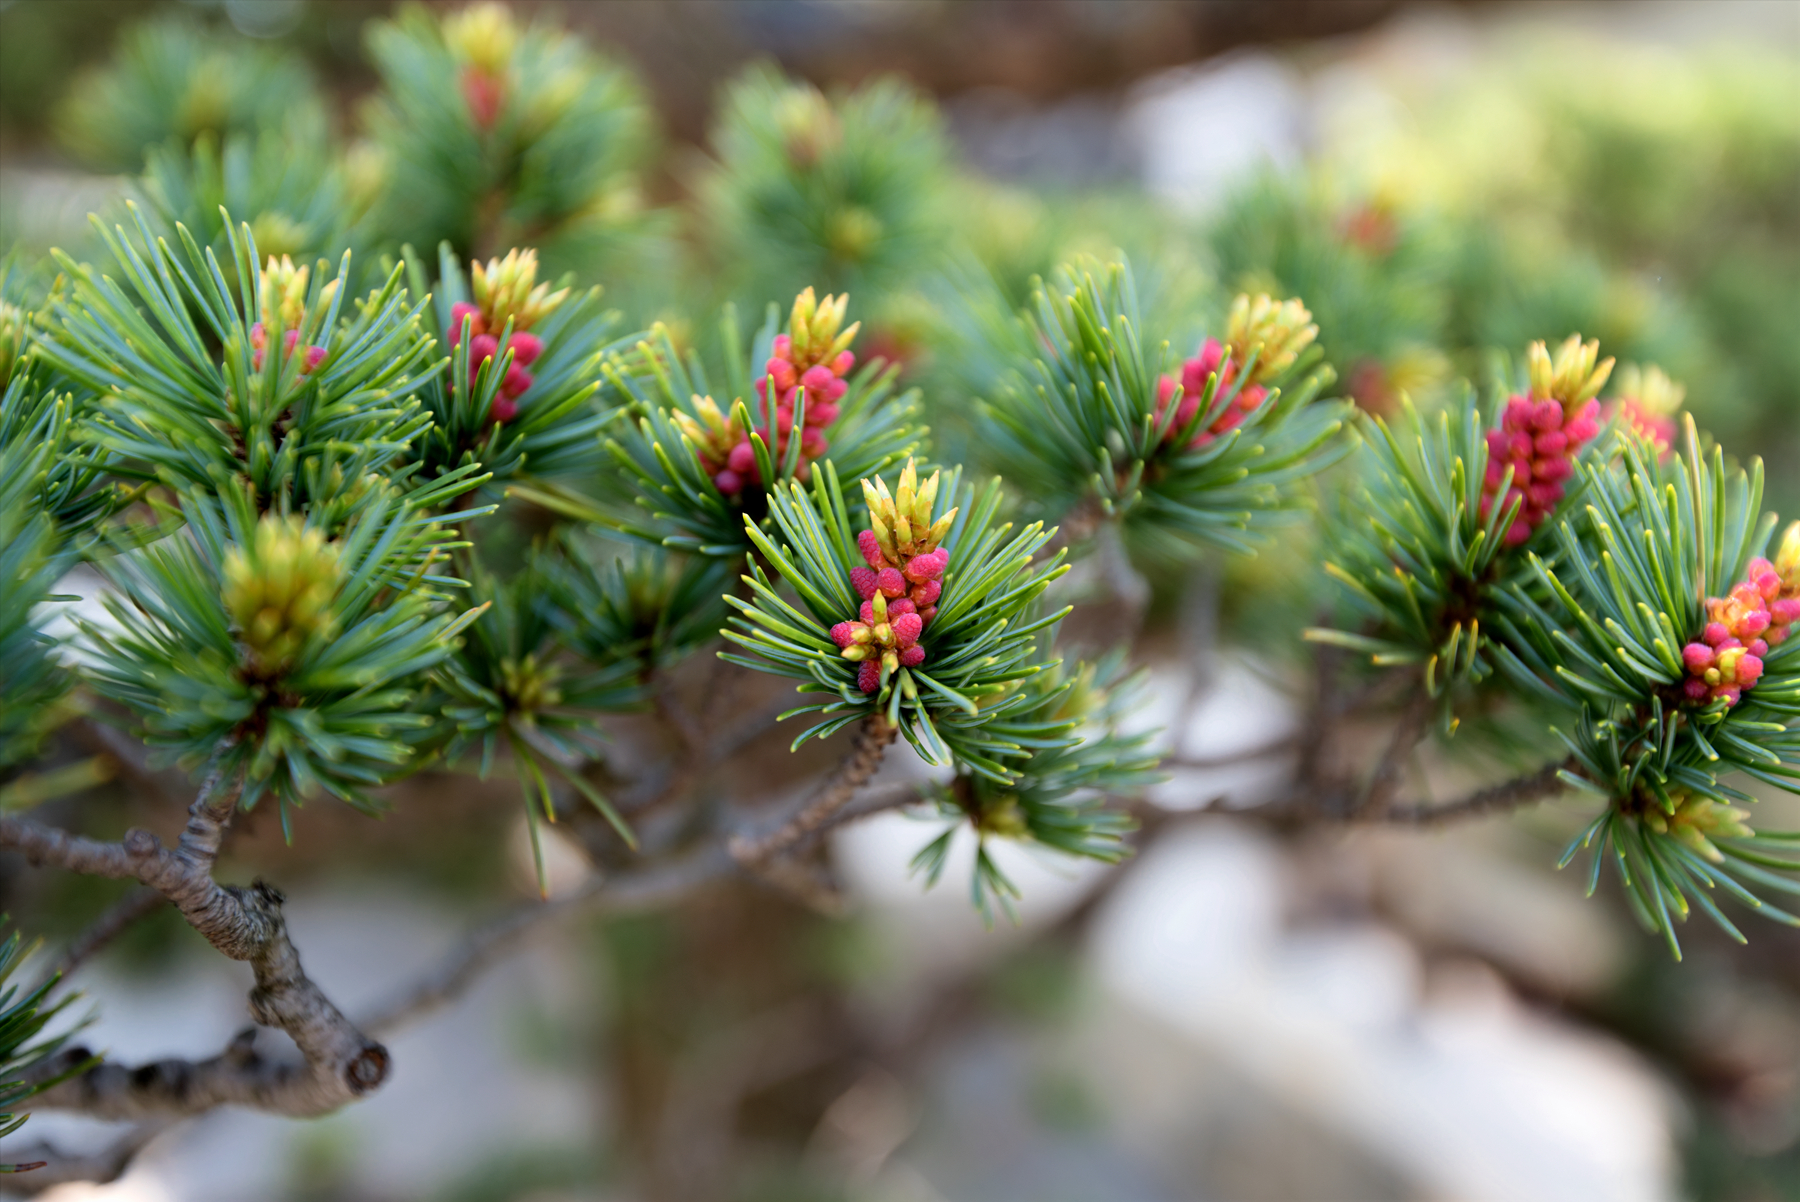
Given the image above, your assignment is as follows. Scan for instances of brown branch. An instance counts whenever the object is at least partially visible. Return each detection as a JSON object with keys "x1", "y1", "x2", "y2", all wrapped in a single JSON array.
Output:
[
  {"x1": 0, "y1": 776, "x2": 389, "y2": 1121},
  {"x1": 1356, "y1": 758, "x2": 1575, "y2": 826},
  {"x1": 1164, "y1": 736, "x2": 1299, "y2": 772},
  {"x1": 810, "y1": 779, "x2": 931, "y2": 840},
  {"x1": 361, "y1": 846, "x2": 734, "y2": 1037},
  {"x1": 1353, "y1": 689, "x2": 1433, "y2": 819},
  {"x1": 370, "y1": 771, "x2": 931, "y2": 1038},
  {"x1": 0, "y1": 1121, "x2": 172, "y2": 1194},
  {"x1": 728, "y1": 715, "x2": 896, "y2": 866}
]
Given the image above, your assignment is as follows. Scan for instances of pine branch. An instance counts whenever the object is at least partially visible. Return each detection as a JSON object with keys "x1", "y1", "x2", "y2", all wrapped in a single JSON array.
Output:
[
  {"x1": 1364, "y1": 758, "x2": 1575, "y2": 826},
  {"x1": 1353, "y1": 690, "x2": 1433, "y2": 819},
  {"x1": 729, "y1": 715, "x2": 897, "y2": 866},
  {"x1": 1164, "y1": 737, "x2": 1299, "y2": 771},
  {"x1": 0, "y1": 775, "x2": 389, "y2": 1120},
  {"x1": 0, "y1": 1121, "x2": 171, "y2": 1193}
]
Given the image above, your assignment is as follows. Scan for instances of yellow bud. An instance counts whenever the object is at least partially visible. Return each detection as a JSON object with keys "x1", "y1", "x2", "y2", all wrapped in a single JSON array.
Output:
[
  {"x1": 259, "y1": 255, "x2": 311, "y2": 332},
  {"x1": 444, "y1": 2, "x2": 518, "y2": 74},
  {"x1": 222, "y1": 515, "x2": 343, "y2": 670},
  {"x1": 926, "y1": 511, "x2": 957, "y2": 548},
  {"x1": 1226, "y1": 292, "x2": 1317, "y2": 384},
  {"x1": 773, "y1": 85, "x2": 840, "y2": 168},
  {"x1": 1650, "y1": 793, "x2": 1754, "y2": 862},
  {"x1": 472, "y1": 248, "x2": 568, "y2": 332},
  {"x1": 841, "y1": 645, "x2": 870, "y2": 661},
  {"x1": 671, "y1": 411, "x2": 706, "y2": 447},
  {"x1": 881, "y1": 650, "x2": 899, "y2": 674},
  {"x1": 827, "y1": 208, "x2": 882, "y2": 265},
  {"x1": 893, "y1": 513, "x2": 914, "y2": 552},
  {"x1": 1610, "y1": 364, "x2": 1685, "y2": 417},
  {"x1": 872, "y1": 623, "x2": 891, "y2": 644},
  {"x1": 913, "y1": 470, "x2": 940, "y2": 531},
  {"x1": 1773, "y1": 521, "x2": 1799, "y2": 583},
  {"x1": 895, "y1": 458, "x2": 917, "y2": 519},
  {"x1": 1532, "y1": 334, "x2": 1614, "y2": 406},
  {"x1": 870, "y1": 512, "x2": 895, "y2": 563},
  {"x1": 978, "y1": 794, "x2": 1030, "y2": 838}
]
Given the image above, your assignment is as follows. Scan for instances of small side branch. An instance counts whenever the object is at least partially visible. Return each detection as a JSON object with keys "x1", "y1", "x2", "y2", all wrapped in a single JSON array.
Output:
[
  {"x1": 729, "y1": 715, "x2": 896, "y2": 866},
  {"x1": 0, "y1": 1121, "x2": 171, "y2": 1194},
  {"x1": 362, "y1": 846, "x2": 734, "y2": 1037},
  {"x1": 1354, "y1": 690, "x2": 1433, "y2": 818},
  {"x1": 35, "y1": 886, "x2": 166, "y2": 991},
  {"x1": 1362, "y1": 758, "x2": 1575, "y2": 826}
]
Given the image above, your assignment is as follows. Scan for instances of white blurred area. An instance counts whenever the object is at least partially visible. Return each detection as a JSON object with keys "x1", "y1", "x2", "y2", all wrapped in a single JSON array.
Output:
[{"x1": 825, "y1": 686, "x2": 1678, "y2": 1201}]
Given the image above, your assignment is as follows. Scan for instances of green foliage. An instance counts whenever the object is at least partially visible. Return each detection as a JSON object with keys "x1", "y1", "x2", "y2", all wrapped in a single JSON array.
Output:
[
  {"x1": 363, "y1": 3, "x2": 654, "y2": 272},
  {"x1": 427, "y1": 551, "x2": 641, "y2": 879},
  {"x1": 702, "y1": 67, "x2": 951, "y2": 302},
  {"x1": 724, "y1": 463, "x2": 1072, "y2": 776},
  {"x1": 0, "y1": 919, "x2": 85, "y2": 1170},
  {"x1": 53, "y1": 16, "x2": 320, "y2": 173},
  {"x1": 545, "y1": 537, "x2": 732, "y2": 673},
  {"x1": 1305, "y1": 389, "x2": 1581, "y2": 699},
  {"x1": 137, "y1": 117, "x2": 366, "y2": 276},
  {"x1": 80, "y1": 484, "x2": 484, "y2": 817},
  {"x1": 406, "y1": 243, "x2": 634, "y2": 492},
  {"x1": 36, "y1": 210, "x2": 481, "y2": 525},
  {"x1": 911, "y1": 654, "x2": 1160, "y2": 920},
  {"x1": 591, "y1": 307, "x2": 922, "y2": 555},
  {"x1": 0, "y1": 437, "x2": 76, "y2": 772},
  {"x1": 976, "y1": 258, "x2": 1350, "y2": 559}
]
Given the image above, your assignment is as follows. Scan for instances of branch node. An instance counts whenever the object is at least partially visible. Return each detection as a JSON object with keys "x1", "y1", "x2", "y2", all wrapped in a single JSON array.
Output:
[
  {"x1": 345, "y1": 1044, "x2": 390, "y2": 1094},
  {"x1": 123, "y1": 828, "x2": 160, "y2": 858}
]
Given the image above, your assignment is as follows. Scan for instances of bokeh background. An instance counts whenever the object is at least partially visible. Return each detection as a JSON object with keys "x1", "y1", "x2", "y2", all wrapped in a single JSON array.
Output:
[{"x1": 2, "y1": 2, "x2": 1799, "y2": 1200}]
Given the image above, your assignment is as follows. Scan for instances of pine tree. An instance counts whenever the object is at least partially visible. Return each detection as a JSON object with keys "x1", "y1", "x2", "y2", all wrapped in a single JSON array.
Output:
[{"x1": 0, "y1": 3, "x2": 1795, "y2": 1189}]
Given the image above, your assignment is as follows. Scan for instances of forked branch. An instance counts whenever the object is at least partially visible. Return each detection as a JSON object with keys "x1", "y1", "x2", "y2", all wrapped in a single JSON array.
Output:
[{"x1": 0, "y1": 776, "x2": 388, "y2": 1120}]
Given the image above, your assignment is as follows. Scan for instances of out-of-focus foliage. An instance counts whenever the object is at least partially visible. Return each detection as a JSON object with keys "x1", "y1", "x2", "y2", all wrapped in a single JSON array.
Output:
[
  {"x1": 53, "y1": 15, "x2": 322, "y2": 172},
  {"x1": 701, "y1": 68, "x2": 954, "y2": 311}
]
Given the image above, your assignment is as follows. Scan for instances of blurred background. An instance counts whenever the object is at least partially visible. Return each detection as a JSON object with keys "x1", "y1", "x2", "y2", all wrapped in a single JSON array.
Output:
[{"x1": 2, "y1": 2, "x2": 1799, "y2": 1200}]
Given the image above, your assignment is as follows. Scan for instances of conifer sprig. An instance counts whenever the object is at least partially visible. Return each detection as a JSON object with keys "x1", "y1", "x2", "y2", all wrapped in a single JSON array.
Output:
[
  {"x1": 722, "y1": 463, "x2": 1071, "y2": 776},
  {"x1": 1503, "y1": 423, "x2": 1799, "y2": 952},
  {"x1": 363, "y1": 3, "x2": 653, "y2": 267},
  {"x1": 593, "y1": 302, "x2": 922, "y2": 555},
  {"x1": 78, "y1": 486, "x2": 487, "y2": 819},
  {"x1": 426, "y1": 552, "x2": 642, "y2": 885},
  {"x1": 406, "y1": 243, "x2": 631, "y2": 491},
  {"x1": 911, "y1": 654, "x2": 1160, "y2": 920},
  {"x1": 37, "y1": 209, "x2": 481, "y2": 525},
  {"x1": 978, "y1": 259, "x2": 1350, "y2": 558}
]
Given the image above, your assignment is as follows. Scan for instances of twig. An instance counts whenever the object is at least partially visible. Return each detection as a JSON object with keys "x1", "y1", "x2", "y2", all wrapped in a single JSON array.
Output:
[
  {"x1": 1359, "y1": 758, "x2": 1574, "y2": 826},
  {"x1": 70, "y1": 715, "x2": 177, "y2": 808},
  {"x1": 361, "y1": 846, "x2": 734, "y2": 1037},
  {"x1": 729, "y1": 715, "x2": 896, "y2": 866},
  {"x1": 809, "y1": 780, "x2": 931, "y2": 841},
  {"x1": 1354, "y1": 689, "x2": 1433, "y2": 819},
  {"x1": 0, "y1": 1121, "x2": 171, "y2": 1194},
  {"x1": 1, "y1": 776, "x2": 389, "y2": 1120},
  {"x1": 1164, "y1": 737, "x2": 1299, "y2": 772},
  {"x1": 34, "y1": 886, "x2": 166, "y2": 992}
]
